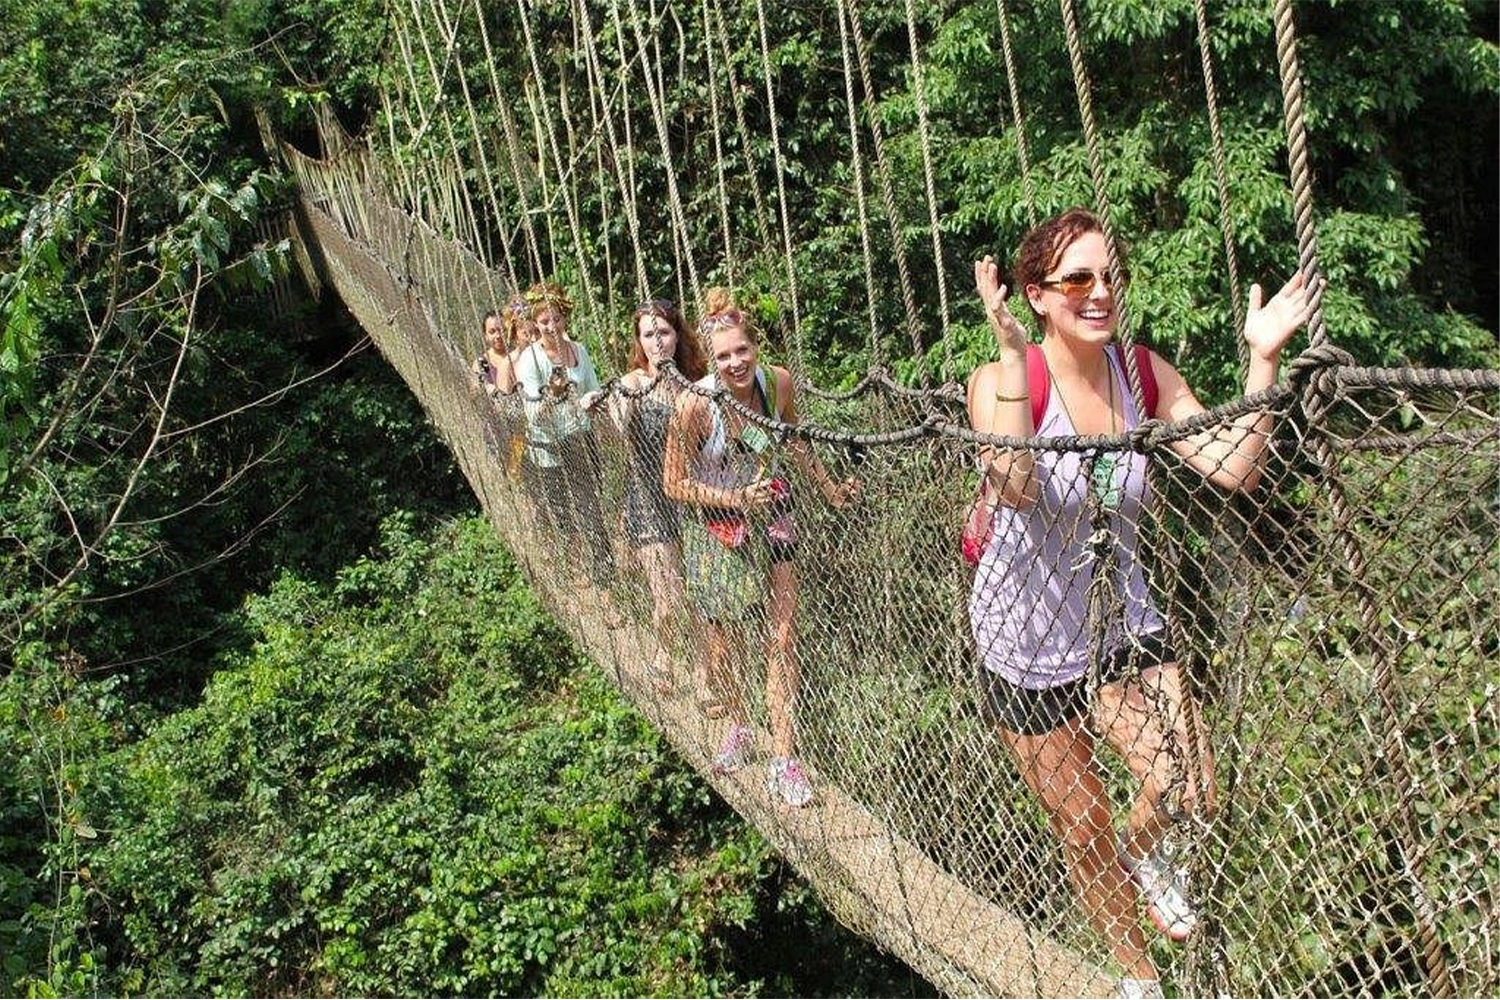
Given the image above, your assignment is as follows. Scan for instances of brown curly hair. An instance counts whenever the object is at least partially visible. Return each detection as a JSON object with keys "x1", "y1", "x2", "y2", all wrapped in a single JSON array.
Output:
[
  {"x1": 524, "y1": 279, "x2": 573, "y2": 319},
  {"x1": 628, "y1": 299, "x2": 707, "y2": 380},
  {"x1": 1012, "y1": 207, "x2": 1109, "y2": 325}
]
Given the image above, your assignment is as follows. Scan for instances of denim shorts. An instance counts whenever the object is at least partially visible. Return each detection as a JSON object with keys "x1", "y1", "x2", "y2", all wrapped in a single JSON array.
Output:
[{"x1": 977, "y1": 630, "x2": 1176, "y2": 736}]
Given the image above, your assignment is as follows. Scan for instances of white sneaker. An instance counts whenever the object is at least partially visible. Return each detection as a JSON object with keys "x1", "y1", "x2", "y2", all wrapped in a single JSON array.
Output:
[
  {"x1": 1120, "y1": 837, "x2": 1197, "y2": 942},
  {"x1": 1117, "y1": 976, "x2": 1164, "y2": 999},
  {"x1": 712, "y1": 725, "x2": 754, "y2": 775},
  {"x1": 767, "y1": 757, "x2": 814, "y2": 807}
]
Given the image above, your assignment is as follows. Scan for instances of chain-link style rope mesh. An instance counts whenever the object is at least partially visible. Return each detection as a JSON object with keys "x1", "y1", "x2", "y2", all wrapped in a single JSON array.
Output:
[{"x1": 273, "y1": 9, "x2": 1500, "y2": 995}]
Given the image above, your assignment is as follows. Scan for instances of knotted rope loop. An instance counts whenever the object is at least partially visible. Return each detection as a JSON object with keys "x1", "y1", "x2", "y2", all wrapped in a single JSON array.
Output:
[
  {"x1": 1285, "y1": 342, "x2": 1357, "y2": 407},
  {"x1": 1128, "y1": 418, "x2": 1165, "y2": 454}
]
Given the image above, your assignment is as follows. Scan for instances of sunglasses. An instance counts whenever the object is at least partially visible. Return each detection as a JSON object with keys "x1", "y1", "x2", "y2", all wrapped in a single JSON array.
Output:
[
  {"x1": 637, "y1": 297, "x2": 676, "y2": 313},
  {"x1": 1037, "y1": 268, "x2": 1126, "y2": 299},
  {"x1": 696, "y1": 308, "x2": 745, "y2": 334}
]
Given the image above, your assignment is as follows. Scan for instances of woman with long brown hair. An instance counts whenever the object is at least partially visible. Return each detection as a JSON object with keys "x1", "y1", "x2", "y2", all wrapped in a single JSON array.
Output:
[
  {"x1": 967, "y1": 207, "x2": 1314, "y2": 998},
  {"x1": 609, "y1": 298, "x2": 708, "y2": 693}
]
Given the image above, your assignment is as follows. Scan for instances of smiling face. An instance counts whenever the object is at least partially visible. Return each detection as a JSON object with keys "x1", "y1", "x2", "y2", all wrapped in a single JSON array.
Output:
[
  {"x1": 709, "y1": 323, "x2": 757, "y2": 391},
  {"x1": 535, "y1": 306, "x2": 567, "y2": 345},
  {"x1": 483, "y1": 315, "x2": 507, "y2": 353},
  {"x1": 636, "y1": 313, "x2": 678, "y2": 373},
  {"x1": 1025, "y1": 230, "x2": 1116, "y2": 345}
]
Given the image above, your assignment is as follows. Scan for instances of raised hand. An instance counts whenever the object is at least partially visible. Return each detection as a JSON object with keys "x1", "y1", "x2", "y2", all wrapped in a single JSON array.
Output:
[
  {"x1": 1244, "y1": 271, "x2": 1320, "y2": 362},
  {"x1": 974, "y1": 255, "x2": 1030, "y2": 360}
]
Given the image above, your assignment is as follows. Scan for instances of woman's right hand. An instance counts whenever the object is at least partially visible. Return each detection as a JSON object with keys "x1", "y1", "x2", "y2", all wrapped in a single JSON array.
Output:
[{"x1": 975, "y1": 255, "x2": 1029, "y2": 361}]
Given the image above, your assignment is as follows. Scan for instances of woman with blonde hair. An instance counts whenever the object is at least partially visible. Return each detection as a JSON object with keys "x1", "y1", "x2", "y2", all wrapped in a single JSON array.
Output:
[
  {"x1": 513, "y1": 280, "x2": 612, "y2": 589},
  {"x1": 664, "y1": 288, "x2": 858, "y2": 808}
]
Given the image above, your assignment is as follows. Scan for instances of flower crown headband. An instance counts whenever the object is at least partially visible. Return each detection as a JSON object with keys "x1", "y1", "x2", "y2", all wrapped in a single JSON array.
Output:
[{"x1": 523, "y1": 285, "x2": 573, "y2": 316}]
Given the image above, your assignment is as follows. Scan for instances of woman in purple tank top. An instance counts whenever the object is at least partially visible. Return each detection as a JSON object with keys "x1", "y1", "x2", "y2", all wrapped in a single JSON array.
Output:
[{"x1": 966, "y1": 208, "x2": 1317, "y2": 997}]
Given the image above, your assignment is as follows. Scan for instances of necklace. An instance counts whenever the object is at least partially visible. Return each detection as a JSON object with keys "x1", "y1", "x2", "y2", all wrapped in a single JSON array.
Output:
[{"x1": 1047, "y1": 348, "x2": 1124, "y2": 511}]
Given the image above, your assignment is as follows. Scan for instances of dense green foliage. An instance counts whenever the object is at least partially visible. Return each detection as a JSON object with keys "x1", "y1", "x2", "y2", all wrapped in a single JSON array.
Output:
[
  {"x1": 5, "y1": 514, "x2": 917, "y2": 995},
  {"x1": 382, "y1": 1, "x2": 1496, "y2": 391}
]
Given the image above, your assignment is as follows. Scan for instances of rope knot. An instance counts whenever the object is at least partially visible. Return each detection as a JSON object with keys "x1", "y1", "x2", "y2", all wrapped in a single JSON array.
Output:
[
  {"x1": 1128, "y1": 419, "x2": 1164, "y2": 453},
  {"x1": 1285, "y1": 343, "x2": 1356, "y2": 390}
]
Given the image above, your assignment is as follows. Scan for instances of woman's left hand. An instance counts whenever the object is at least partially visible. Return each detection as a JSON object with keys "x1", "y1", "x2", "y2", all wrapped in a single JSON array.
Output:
[
  {"x1": 1244, "y1": 271, "x2": 1319, "y2": 362},
  {"x1": 825, "y1": 478, "x2": 860, "y2": 509}
]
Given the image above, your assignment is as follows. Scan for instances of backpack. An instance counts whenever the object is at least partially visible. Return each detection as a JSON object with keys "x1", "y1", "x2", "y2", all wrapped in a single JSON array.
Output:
[
  {"x1": 960, "y1": 343, "x2": 1160, "y2": 567},
  {"x1": 1025, "y1": 342, "x2": 1158, "y2": 430}
]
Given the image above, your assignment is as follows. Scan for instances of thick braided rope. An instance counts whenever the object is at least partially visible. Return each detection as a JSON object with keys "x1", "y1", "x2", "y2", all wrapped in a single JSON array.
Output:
[
  {"x1": 409, "y1": 0, "x2": 493, "y2": 266},
  {"x1": 706, "y1": 0, "x2": 782, "y2": 310},
  {"x1": 995, "y1": 0, "x2": 1038, "y2": 229},
  {"x1": 843, "y1": 0, "x2": 931, "y2": 385},
  {"x1": 1271, "y1": 0, "x2": 1329, "y2": 347},
  {"x1": 752, "y1": 0, "x2": 806, "y2": 372},
  {"x1": 514, "y1": 0, "x2": 601, "y2": 318},
  {"x1": 836, "y1": 0, "x2": 883, "y2": 369},
  {"x1": 1274, "y1": 8, "x2": 1449, "y2": 978},
  {"x1": 621, "y1": 0, "x2": 703, "y2": 306},
  {"x1": 427, "y1": 0, "x2": 522, "y2": 332},
  {"x1": 574, "y1": 0, "x2": 651, "y2": 297},
  {"x1": 471, "y1": 2, "x2": 546, "y2": 275},
  {"x1": 436, "y1": 0, "x2": 518, "y2": 290},
  {"x1": 1056, "y1": 0, "x2": 1148, "y2": 418},
  {"x1": 700, "y1": 0, "x2": 736, "y2": 286},
  {"x1": 901, "y1": 0, "x2": 955, "y2": 382},
  {"x1": 1192, "y1": 0, "x2": 1246, "y2": 362}
]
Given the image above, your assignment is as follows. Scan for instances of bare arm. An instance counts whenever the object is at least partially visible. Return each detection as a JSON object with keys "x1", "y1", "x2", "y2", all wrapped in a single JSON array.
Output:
[
  {"x1": 969, "y1": 255, "x2": 1040, "y2": 509},
  {"x1": 773, "y1": 366, "x2": 859, "y2": 508},
  {"x1": 493, "y1": 354, "x2": 517, "y2": 395},
  {"x1": 1160, "y1": 273, "x2": 1315, "y2": 492}
]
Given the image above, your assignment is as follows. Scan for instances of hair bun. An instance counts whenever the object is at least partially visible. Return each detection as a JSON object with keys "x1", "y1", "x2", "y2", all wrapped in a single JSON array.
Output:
[{"x1": 702, "y1": 286, "x2": 736, "y2": 317}]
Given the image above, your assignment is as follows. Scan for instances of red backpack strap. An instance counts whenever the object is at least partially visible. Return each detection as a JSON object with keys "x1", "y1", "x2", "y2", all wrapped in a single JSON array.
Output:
[
  {"x1": 1026, "y1": 343, "x2": 1049, "y2": 430},
  {"x1": 1132, "y1": 343, "x2": 1160, "y2": 420}
]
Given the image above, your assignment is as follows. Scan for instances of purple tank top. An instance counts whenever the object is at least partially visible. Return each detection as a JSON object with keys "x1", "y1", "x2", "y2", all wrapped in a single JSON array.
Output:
[{"x1": 968, "y1": 347, "x2": 1164, "y2": 690}]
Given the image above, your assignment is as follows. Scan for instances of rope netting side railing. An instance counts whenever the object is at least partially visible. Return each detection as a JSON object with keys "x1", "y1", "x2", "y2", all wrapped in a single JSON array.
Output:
[{"x1": 281, "y1": 120, "x2": 1500, "y2": 998}]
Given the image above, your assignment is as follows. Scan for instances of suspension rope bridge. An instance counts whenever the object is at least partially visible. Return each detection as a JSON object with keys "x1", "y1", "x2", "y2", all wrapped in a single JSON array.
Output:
[{"x1": 261, "y1": 1, "x2": 1498, "y2": 995}]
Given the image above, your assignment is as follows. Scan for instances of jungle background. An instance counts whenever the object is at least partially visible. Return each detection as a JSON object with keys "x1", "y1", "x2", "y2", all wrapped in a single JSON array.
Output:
[{"x1": 1, "y1": 0, "x2": 1495, "y2": 994}]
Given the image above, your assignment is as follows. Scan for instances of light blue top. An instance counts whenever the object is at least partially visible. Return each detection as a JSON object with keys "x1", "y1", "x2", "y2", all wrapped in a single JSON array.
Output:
[
  {"x1": 514, "y1": 340, "x2": 601, "y2": 468},
  {"x1": 968, "y1": 346, "x2": 1164, "y2": 690}
]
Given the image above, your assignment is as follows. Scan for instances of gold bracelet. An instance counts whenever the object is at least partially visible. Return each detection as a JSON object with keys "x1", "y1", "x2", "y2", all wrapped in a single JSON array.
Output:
[{"x1": 994, "y1": 391, "x2": 1030, "y2": 402}]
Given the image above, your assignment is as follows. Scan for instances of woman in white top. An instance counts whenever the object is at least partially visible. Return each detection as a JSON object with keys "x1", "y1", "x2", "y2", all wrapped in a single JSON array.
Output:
[
  {"x1": 512, "y1": 281, "x2": 612, "y2": 587},
  {"x1": 664, "y1": 287, "x2": 858, "y2": 808}
]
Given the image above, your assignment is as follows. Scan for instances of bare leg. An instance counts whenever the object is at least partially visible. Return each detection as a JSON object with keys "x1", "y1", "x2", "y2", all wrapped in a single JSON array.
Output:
[
  {"x1": 766, "y1": 560, "x2": 799, "y2": 759},
  {"x1": 1002, "y1": 720, "x2": 1158, "y2": 981},
  {"x1": 707, "y1": 622, "x2": 749, "y2": 727},
  {"x1": 1094, "y1": 662, "x2": 1216, "y2": 860},
  {"x1": 637, "y1": 540, "x2": 686, "y2": 688}
]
